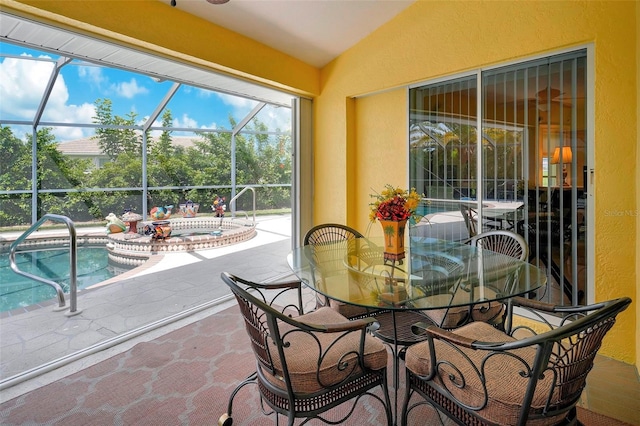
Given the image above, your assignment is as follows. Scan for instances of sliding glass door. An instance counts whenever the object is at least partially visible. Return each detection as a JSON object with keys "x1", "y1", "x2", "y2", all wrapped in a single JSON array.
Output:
[{"x1": 409, "y1": 49, "x2": 588, "y2": 306}]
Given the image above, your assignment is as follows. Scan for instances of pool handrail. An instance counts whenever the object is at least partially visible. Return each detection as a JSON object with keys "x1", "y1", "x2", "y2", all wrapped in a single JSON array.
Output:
[
  {"x1": 9, "y1": 214, "x2": 81, "y2": 316},
  {"x1": 228, "y1": 186, "x2": 256, "y2": 224}
]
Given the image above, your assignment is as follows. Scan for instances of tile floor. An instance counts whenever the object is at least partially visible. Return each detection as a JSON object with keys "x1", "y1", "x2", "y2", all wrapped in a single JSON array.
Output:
[
  {"x1": 2, "y1": 213, "x2": 637, "y2": 425},
  {"x1": 578, "y1": 355, "x2": 639, "y2": 425}
]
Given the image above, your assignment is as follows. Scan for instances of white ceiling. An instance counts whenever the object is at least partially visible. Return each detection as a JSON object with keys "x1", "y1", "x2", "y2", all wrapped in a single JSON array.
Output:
[{"x1": 161, "y1": 0, "x2": 416, "y2": 67}]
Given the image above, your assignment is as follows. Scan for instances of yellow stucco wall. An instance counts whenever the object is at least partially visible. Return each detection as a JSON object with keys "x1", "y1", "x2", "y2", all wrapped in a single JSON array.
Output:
[
  {"x1": 637, "y1": 0, "x2": 640, "y2": 377},
  {"x1": 315, "y1": 1, "x2": 637, "y2": 365}
]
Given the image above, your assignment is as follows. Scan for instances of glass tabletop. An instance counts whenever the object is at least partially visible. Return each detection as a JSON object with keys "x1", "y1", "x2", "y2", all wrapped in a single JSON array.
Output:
[{"x1": 288, "y1": 236, "x2": 545, "y2": 311}]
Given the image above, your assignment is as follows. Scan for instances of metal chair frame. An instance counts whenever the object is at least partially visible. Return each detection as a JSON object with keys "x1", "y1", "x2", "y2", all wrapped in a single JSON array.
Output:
[
  {"x1": 219, "y1": 272, "x2": 393, "y2": 426},
  {"x1": 402, "y1": 296, "x2": 632, "y2": 426},
  {"x1": 303, "y1": 223, "x2": 382, "y2": 319}
]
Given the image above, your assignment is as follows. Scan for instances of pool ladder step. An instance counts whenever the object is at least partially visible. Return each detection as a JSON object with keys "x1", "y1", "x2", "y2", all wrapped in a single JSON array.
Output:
[{"x1": 8, "y1": 214, "x2": 82, "y2": 316}]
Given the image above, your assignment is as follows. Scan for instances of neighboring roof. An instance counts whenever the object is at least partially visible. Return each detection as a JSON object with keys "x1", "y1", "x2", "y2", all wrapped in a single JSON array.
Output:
[
  {"x1": 57, "y1": 136, "x2": 199, "y2": 156},
  {"x1": 57, "y1": 138, "x2": 102, "y2": 156}
]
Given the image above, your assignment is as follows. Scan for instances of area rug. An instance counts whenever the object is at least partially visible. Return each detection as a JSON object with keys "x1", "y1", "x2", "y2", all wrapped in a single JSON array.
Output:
[{"x1": 0, "y1": 306, "x2": 632, "y2": 425}]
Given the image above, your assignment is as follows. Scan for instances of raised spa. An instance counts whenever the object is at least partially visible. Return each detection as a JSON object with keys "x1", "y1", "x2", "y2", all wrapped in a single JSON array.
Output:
[{"x1": 106, "y1": 217, "x2": 256, "y2": 267}]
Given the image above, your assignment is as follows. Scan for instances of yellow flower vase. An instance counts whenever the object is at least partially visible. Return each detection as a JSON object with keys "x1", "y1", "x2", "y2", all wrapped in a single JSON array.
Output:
[{"x1": 379, "y1": 219, "x2": 407, "y2": 263}]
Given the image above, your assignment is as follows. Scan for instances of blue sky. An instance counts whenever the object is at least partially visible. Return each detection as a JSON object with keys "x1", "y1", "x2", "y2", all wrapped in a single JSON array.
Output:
[{"x1": 0, "y1": 42, "x2": 291, "y2": 142}]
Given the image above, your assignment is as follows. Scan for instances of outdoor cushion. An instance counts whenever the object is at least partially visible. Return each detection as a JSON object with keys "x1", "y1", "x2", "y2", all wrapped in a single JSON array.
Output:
[
  {"x1": 264, "y1": 307, "x2": 388, "y2": 394},
  {"x1": 405, "y1": 321, "x2": 563, "y2": 425}
]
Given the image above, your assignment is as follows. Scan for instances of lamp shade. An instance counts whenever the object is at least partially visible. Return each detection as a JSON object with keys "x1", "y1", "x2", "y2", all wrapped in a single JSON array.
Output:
[{"x1": 551, "y1": 146, "x2": 572, "y2": 164}]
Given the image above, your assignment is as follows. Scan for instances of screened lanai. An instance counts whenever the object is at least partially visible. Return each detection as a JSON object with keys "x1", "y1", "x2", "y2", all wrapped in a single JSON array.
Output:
[
  {"x1": 0, "y1": 11, "x2": 300, "y2": 228},
  {"x1": 0, "y1": 11, "x2": 306, "y2": 385}
]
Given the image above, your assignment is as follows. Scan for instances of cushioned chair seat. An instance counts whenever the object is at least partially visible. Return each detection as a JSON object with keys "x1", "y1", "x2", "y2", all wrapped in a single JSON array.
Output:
[
  {"x1": 402, "y1": 297, "x2": 631, "y2": 426},
  {"x1": 405, "y1": 321, "x2": 561, "y2": 425},
  {"x1": 267, "y1": 306, "x2": 388, "y2": 394},
  {"x1": 412, "y1": 292, "x2": 504, "y2": 329},
  {"x1": 220, "y1": 272, "x2": 393, "y2": 425}
]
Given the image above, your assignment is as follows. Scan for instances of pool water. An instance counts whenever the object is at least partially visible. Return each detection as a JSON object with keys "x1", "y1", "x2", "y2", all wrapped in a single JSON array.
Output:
[
  {"x1": 417, "y1": 201, "x2": 456, "y2": 217},
  {"x1": 1, "y1": 247, "x2": 126, "y2": 312}
]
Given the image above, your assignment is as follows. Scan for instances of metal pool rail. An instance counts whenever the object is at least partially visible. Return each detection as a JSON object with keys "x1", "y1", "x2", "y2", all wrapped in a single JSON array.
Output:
[{"x1": 9, "y1": 214, "x2": 81, "y2": 316}]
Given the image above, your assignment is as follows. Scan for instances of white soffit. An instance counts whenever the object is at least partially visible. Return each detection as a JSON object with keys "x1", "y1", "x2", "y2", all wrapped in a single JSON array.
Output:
[{"x1": 0, "y1": 12, "x2": 295, "y2": 107}]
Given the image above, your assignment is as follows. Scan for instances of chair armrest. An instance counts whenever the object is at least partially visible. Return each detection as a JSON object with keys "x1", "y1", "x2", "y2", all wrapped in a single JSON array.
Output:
[
  {"x1": 511, "y1": 296, "x2": 558, "y2": 312},
  {"x1": 298, "y1": 317, "x2": 379, "y2": 333},
  {"x1": 323, "y1": 317, "x2": 378, "y2": 333},
  {"x1": 411, "y1": 321, "x2": 476, "y2": 348},
  {"x1": 300, "y1": 316, "x2": 378, "y2": 333},
  {"x1": 248, "y1": 279, "x2": 303, "y2": 290}
]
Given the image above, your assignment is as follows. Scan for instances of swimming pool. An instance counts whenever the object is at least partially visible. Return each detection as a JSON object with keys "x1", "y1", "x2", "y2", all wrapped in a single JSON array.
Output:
[
  {"x1": 1, "y1": 247, "x2": 130, "y2": 313},
  {"x1": 417, "y1": 200, "x2": 460, "y2": 217}
]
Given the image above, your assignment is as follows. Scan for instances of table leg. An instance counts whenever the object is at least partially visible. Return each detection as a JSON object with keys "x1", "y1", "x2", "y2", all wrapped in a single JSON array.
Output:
[
  {"x1": 391, "y1": 311, "x2": 399, "y2": 426},
  {"x1": 372, "y1": 310, "x2": 431, "y2": 426}
]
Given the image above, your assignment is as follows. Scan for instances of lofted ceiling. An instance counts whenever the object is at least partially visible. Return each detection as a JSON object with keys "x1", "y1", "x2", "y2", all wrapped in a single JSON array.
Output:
[{"x1": 161, "y1": 0, "x2": 416, "y2": 68}]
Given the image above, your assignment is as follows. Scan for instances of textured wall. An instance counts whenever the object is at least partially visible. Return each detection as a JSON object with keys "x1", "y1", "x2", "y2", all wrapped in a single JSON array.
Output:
[{"x1": 315, "y1": 0, "x2": 637, "y2": 364}]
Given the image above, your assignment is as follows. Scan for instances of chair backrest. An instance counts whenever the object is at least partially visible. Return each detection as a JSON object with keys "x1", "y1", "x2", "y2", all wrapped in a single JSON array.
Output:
[
  {"x1": 503, "y1": 296, "x2": 632, "y2": 421},
  {"x1": 459, "y1": 204, "x2": 478, "y2": 238},
  {"x1": 411, "y1": 252, "x2": 465, "y2": 294},
  {"x1": 304, "y1": 223, "x2": 365, "y2": 245},
  {"x1": 220, "y1": 273, "x2": 305, "y2": 381},
  {"x1": 469, "y1": 229, "x2": 529, "y2": 261},
  {"x1": 303, "y1": 224, "x2": 369, "y2": 311}
]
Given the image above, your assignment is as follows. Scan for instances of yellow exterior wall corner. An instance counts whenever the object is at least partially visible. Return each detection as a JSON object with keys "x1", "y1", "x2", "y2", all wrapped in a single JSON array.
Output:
[{"x1": 315, "y1": 0, "x2": 637, "y2": 365}]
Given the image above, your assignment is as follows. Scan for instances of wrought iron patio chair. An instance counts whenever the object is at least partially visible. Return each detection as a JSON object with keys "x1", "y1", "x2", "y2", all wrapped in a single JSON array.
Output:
[
  {"x1": 419, "y1": 230, "x2": 529, "y2": 329},
  {"x1": 304, "y1": 223, "x2": 382, "y2": 319},
  {"x1": 219, "y1": 272, "x2": 393, "y2": 426},
  {"x1": 402, "y1": 296, "x2": 632, "y2": 426},
  {"x1": 465, "y1": 229, "x2": 531, "y2": 326},
  {"x1": 459, "y1": 204, "x2": 479, "y2": 238},
  {"x1": 469, "y1": 229, "x2": 529, "y2": 262},
  {"x1": 404, "y1": 252, "x2": 471, "y2": 329}
]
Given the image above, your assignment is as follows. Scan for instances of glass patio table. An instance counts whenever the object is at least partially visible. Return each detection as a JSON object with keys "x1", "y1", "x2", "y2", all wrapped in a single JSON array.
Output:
[
  {"x1": 289, "y1": 236, "x2": 545, "y2": 315},
  {"x1": 288, "y1": 236, "x2": 546, "y2": 425}
]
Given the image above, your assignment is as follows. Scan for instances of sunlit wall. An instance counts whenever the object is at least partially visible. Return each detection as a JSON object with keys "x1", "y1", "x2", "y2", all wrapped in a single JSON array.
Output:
[{"x1": 314, "y1": 1, "x2": 637, "y2": 365}]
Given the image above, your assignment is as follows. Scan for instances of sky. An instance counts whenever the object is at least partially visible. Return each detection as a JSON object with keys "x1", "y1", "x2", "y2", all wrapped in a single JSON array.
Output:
[{"x1": 0, "y1": 42, "x2": 292, "y2": 142}]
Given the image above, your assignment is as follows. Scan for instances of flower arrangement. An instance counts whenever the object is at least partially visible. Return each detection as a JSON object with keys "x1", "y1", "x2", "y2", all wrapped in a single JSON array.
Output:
[{"x1": 369, "y1": 184, "x2": 423, "y2": 223}]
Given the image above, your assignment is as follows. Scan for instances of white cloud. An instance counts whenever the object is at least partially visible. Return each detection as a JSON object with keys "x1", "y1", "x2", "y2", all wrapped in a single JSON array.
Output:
[
  {"x1": 259, "y1": 107, "x2": 292, "y2": 133},
  {"x1": 110, "y1": 78, "x2": 149, "y2": 99},
  {"x1": 216, "y1": 92, "x2": 257, "y2": 110},
  {"x1": 175, "y1": 113, "x2": 199, "y2": 129},
  {"x1": 0, "y1": 54, "x2": 60, "y2": 118},
  {"x1": 77, "y1": 65, "x2": 105, "y2": 88},
  {"x1": 0, "y1": 54, "x2": 96, "y2": 141}
]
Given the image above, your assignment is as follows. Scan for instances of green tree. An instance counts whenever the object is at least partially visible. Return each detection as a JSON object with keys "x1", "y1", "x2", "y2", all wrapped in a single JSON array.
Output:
[
  {"x1": 0, "y1": 126, "x2": 95, "y2": 226},
  {"x1": 0, "y1": 125, "x2": 32, "y2": 226},
  {"x1": 93, "y1": 98, "x2": 142, "y2": 159},
  {"x1": 147, "y1": 109, "x2": 192, "y2": 207}
]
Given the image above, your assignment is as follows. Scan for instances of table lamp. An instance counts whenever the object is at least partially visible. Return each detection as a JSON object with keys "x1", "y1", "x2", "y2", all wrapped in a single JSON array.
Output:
[{"x1": 551, "y1": 146, "x2": 572, "y2": 186}]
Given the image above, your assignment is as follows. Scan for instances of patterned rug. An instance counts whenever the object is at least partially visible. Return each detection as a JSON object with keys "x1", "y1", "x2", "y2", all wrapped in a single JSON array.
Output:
[{"x1": 0, "y1": 305, "x2": 632, "y2": 425}]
